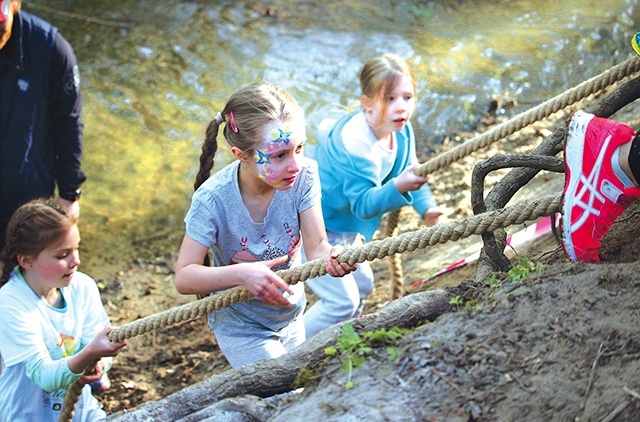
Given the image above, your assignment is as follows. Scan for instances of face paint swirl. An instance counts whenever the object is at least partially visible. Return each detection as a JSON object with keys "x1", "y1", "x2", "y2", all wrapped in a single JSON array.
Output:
[{"x1": 255, "y1": 127, "x2": 292, "y2": 183}]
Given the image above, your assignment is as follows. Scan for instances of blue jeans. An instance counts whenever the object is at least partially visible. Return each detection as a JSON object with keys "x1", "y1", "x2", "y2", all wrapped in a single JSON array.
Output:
[{"x1": 304, "y1": 231, "x2": 374, "y2": 338}]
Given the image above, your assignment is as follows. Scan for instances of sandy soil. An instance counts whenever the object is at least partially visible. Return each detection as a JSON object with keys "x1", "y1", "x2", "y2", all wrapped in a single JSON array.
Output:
[{"x1": 89, "y1": 105, "x2": 640, "y2": 421}]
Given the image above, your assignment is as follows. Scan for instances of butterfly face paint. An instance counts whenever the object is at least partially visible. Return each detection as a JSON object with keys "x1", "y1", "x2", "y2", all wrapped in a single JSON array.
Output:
[{"x1": 253, "y1": 122, "x2": 305, "y2": 188}]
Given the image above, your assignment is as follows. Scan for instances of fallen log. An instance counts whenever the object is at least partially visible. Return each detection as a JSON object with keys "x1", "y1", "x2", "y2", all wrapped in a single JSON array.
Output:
[{"x1": 107, "y1": 284, "x2": 467, "y2": 421}]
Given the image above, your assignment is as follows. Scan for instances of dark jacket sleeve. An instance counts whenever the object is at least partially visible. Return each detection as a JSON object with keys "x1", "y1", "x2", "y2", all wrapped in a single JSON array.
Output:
[{"x1": 48, "y1": 32, "x2": 85, "y2": 199}]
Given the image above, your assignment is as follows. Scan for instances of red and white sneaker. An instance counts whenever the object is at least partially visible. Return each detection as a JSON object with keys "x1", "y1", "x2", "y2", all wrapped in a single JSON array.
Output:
[{"x1": 562, "y1": 111, "x2": 640, "y2": 263}]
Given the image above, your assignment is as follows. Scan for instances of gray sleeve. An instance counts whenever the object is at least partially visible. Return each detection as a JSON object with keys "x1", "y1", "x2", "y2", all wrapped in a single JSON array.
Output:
[
  {"x1": 298, "y1": 158, "x2": 322, "y2": 213},
  {"x1": 184, "y1": 192, "x2": 219, "y2": 248}
]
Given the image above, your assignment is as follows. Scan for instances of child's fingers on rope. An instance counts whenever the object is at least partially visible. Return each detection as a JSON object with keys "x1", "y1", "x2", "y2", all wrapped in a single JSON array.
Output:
[
  {"x1": 326, "y1": 245, "x2": 357, "y2": 277},
  {"x1": 257, "y1": 280, "x2": 293, "y2": 307},
  {"x1": 78, "y1": 363, "x2": 103, "y2": 386},
  {"x1": 395, "y1": 163, "x2": 429, "y2": 193},
  {"x1": 95, "y1": 326, "x2": 127, "y2": 356},
  {"x1": 423, "y1": 208, "x2": 444, "y2": 227},
  {"x1": 243, "y1": 257, "x2": 294, "y2": 306}
]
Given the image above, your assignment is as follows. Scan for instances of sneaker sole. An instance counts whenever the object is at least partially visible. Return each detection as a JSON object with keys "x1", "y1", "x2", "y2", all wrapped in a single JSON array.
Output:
[{"x1": 561, "y1": 110, "x2": 593, "y2": 262}]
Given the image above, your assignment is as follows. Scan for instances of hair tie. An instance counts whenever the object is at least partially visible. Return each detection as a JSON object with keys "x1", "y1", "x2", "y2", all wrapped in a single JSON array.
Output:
[
  {"x1": 228, "y1": 110, "x2": 239, "y2": 133},
  {"x1": 214, "y1": 112, "x2": 224, "y2": 124}
]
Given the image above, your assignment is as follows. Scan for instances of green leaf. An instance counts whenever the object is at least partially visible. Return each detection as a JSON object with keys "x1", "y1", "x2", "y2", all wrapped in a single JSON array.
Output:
[
  {"x1": 386, "y1": 346, "x2": 403, "y2": 362},
  {"x1": 351, "y1": 355, "x2": 365, "y2": 368}
]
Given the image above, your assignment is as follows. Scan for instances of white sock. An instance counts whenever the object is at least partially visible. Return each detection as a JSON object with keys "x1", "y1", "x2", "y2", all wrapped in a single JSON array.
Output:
[{"x1": 612, "y1": 146, "x2": 635, "y2": 188}]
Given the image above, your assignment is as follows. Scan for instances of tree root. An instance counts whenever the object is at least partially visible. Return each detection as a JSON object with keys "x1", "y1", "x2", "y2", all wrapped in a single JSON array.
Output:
[
  {"x1": 107, "y1": 283, "x2": 469, "y2": 421},
  {"x1": 472, "y1": 72, "x2": 640, "y2": 282}
]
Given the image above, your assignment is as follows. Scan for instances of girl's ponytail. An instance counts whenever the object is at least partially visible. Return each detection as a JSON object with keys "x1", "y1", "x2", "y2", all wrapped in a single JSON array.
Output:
[{"x1": 194, "y1": 118, "x2": 220, "y2": 191}]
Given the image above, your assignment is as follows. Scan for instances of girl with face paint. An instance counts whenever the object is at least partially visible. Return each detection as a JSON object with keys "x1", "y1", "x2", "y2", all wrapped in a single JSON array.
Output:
[{"x1": 174, "y1": 82, "x2": 356, "y2": 368}]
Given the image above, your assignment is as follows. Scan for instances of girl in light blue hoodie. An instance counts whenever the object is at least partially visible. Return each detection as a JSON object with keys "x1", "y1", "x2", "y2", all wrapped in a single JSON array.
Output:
[{"x1": 305, "y1": 54, "x2": 442, "y2": 338}]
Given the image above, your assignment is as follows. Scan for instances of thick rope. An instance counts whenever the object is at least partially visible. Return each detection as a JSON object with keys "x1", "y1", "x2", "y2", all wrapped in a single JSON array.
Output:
[
  {"x1": 59, "y1": 379, "x2": 85, "y2": 421},
  {"x1": 385, "y1": 209, "x2": 404, "y2": 299},
  {"x1": 112, "y1": 193, "x2": 561, "y2": 342},
  {"x1": 414, "y1": 55, "x2": 640, "y2": 178}
]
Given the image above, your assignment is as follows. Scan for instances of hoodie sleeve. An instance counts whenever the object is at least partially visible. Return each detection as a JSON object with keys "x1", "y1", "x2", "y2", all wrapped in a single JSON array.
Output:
[
  {"x1": 343, "y1": 157, "x2": 412, "y2": 220},
  {"x1": 403, "y1": 125, "x2": 438, "y2": 216},
  {"x1": 326, "y1": 115, "x2": 413, "y2": 220}
]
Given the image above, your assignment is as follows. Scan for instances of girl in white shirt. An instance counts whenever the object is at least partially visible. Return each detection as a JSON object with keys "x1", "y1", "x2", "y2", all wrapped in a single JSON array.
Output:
[{"x1": 0, "y1": 198, "x2": 126, "y2": 421}]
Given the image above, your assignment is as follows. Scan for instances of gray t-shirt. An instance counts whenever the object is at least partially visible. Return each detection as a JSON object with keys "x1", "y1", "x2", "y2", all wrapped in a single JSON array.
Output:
[{"x1": 184, "y1": 157, "x2": 320, "y2": 334}]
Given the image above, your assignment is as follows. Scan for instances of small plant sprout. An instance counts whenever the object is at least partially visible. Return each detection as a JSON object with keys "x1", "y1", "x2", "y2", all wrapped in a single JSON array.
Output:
[
  {"x1": 464, "y1": 300, "x2": 482, "y2": 311},
  {"x1": 449, "y1": 295, "x2": 462, "y2": 308},
  {"x1": 485, "y1": 276, "x2": 502, "y2": 288},
  {"x1": 324, "y1": 324, "x2": 408, "y2": 389},
  {"x1": 508, "y1": 257, "x2": 548, "y2": 281}
]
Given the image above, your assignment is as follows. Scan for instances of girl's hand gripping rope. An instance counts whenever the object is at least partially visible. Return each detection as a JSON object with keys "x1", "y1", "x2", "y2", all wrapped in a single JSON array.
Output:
[
  {"x1": 325, "y1": 245, "x2": 357, "y2": 277},
  {"x1": 242, "y1": 255, "x2": 294, "y2": 307}
]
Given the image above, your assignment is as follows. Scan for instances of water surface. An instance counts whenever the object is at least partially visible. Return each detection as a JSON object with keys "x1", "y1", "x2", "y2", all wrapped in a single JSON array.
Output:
[{"x1": 26, "y1": 0, "x2": 640, "y2": 265}]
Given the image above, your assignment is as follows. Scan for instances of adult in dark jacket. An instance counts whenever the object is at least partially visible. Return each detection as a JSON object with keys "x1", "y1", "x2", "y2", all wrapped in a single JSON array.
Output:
[{"x1": 0, "y1": 0, "x2": 85, "y2": 249}]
